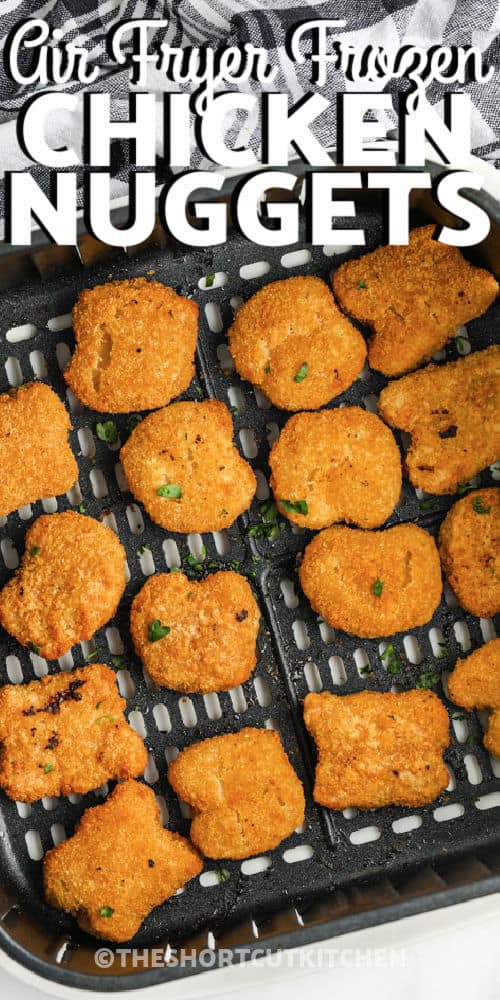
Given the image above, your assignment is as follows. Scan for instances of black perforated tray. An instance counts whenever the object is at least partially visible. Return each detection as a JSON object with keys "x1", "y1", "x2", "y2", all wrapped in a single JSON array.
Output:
[{"x1": 0, "y1": 203, "x2": 499, "y2": 991}]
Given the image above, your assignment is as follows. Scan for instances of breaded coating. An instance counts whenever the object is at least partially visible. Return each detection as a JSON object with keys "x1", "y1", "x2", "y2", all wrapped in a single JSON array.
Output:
[
  {"x1": 120, "y1": 400, "x2": 256, "y2": 533},
  {"x1": 448, "y1": 640, "x2": 500, "y2": 757},
  {"x1": 0, "y1": 382, "x2": 77, "y2": 518},
  {"x1": 0, "y1": 512, "x2": 126, "y2": 660},
  {"x1": 304, "y1": 690, "x2": 450, "y2": 809},
  {"x1": 333, "y1": 226, "x2": 498, "y2": 376},
  {"x1": 130, "y1": 571, "x2": 260, "y2": 693},
  {"x1": 299, "y1": 523, "x2": 441, "y2": 638},
  {"x1": 378, "y1": 347, "x2": 500, "y2": 495},
  {"x1": 43, "y1": 780, "x2": 202, "y2": 942},
  {"x1": 438, "y1": 488, "x2": 499, "y2": 617},
  {"x1": 228, "y1": 276, "x2": 366, "y2": 410},
  {"x1": 168, "y1": 728, "x2": 305, "y2": 859},
  {"x1": 0, "y1": 663, "x2": 147, "y2": 802},
  {"x1": 269, "y1": 407, "x2": 402, "y2": 530},
  {"x1": 65, "y1": 278, "x2": 199, "y2": 412}
]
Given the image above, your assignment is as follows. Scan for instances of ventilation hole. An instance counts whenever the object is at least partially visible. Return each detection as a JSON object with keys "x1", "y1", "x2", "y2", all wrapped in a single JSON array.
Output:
[
  {"x1": 357, "y1": 362, "x2": 370, "y2": 382},
  {"x1": 328, "y1": 655, "x2": 347, "y2": 686},
  {"x1": 89, "y1": 468, "x2": 108, "y2": 499},
  {"x1": 433, "y1": 803, "x2": 465, "y2": 822},
  {"x1": 229, "y1": 685, "x2": 248, "y2": 714},
  {"x1": 51, "y1": 823, "x2": 66, "y2": 846},
  {"x1": 230, "y1": 295, "x2": 243, "y2": 313},
  {"x1": 126, "y1": 504, "x2": 144, "y2": 534},
  {"x1": 254, "y1": 675, "x2": 271, "y2": 707},
  {"x1": 68, "y1": 793, "x2": 82, "y2": 804},
  {"x1": 454, "y1": 324, "x2": 470, "y2": 355},
  {"x1": 318, "y1": 620, "x2": 335, "y2": 644},
  {"x1": 227, "y1": 385, "x2": 245, "y2": 414},
  {"x1": 241, "y1": 856, "x2": 271, "y2": 875},
  {"x1": 179, "y1": 697, "x2": 197, "y2": 727},
  {"x1": 240, "y1": 261, "x2": 270, "y2": 280},
  {"x1": 216, "y1": 343, "x2": 234, "y2": 373},
  {"x1": 42, "y1": 797, "x2": 57, "y2": 812},
  {"x1": 428, "y1": 627, "x2": 446, "y2": 658},
  {"x1": 155, "y1": 795, "x2": 169, "y2": 825},
  {"x1": 163, "y1": 539, "x2": 181, "y2": 570},
  {"x1": 444, "y1": 582, "x2": 459, "y2": 608},
  {"x1": 280, "y1": 578, "x2": 299, "y2": 609},
  {"x1": 116, "y1": 669, "x2": 135, "y2": 699},
  {"x1": 281, "y1": 249, "x2": 312, "y2": 268},
  {"x1": 453, "y1": 621, "x2": 471, "y2": 652},
  {"x1": 139, "y1": 547, "x2": 155, "y2": 576},
  {"x1": 432, "y1": 348, "x2": 446, "y2": 361},
  {"x1": 16, "y1": 802, "x2": 32, "y2": 819},
  {"x1": 323, "y1": 243, "x2": 353, "y2": 256},
  {"x1": 6, "y1": 656, "x2": 23, "y2": 684},
  {"x1": 153, "y1": 703, "x2": 171, "y2": 733},
  {"x1": 1, "y1": 538, "x2": 19, "y2": 569},
  {"x1": 489, "y1": 754, "x2": 500, "y2": 778},
  {"x1": 446, "y1": 764, "x2": 457, "y2": 791},
  {"x1": 403, "y1": 635, "x2": 422, "y2": 664},
  {"x1": 105, "y1": 626, "x2": 123, "y2": 656},
  {"x1": 25, "y1": 830, "x2": 44, "y2": 861},
  {"x1": 363, "y1": 394, "x2": 378, "y2": 413},
  {"x1": 94, "y1": 782, "x2": 109, "y2": 799},
  {"x1": 464, "y1": 754, "x2": 483, "y2": 785},
  {"x1": 283, "y1": 845, "x2": 314, "y2": 863},
  {"x1": 204, "y1": 302, "x2": 223, "y2": 333},
  {"x1": 480, "y1": 619, "x2": 497, "y2": 642},
  {"x1": 41, "y1": 497, "x2": 57, "y2": 514},
  {"x1": 198, "y1": 272, "x2": 228, "y2": 290},
  {"x1": 239, "y1": 428, "x2": 258, "y2": 459},
  {"x1": 48, "y1": 314, "x2": 72, "y2": 331},
  {"x1": 67, "y1": 484, "x2": 83, "y2": 507},
  {"x1": 164, "y1": 746, "x2": 179, "y2": 765},
  {"x1": 115, "y1": 462, "x2": 128, "y2": 493},
  {"x1": 18, "y1": 503, "x2": 33, "y2": 520},
  {"x1": 392, "y1": 815, "x2": 423, "y2": 834},
  {"x1": 5, "y1": 357, "x2": 23, "y2": 386},
  {"x1": 188, "y1": 534, "x2": 205, "y2": 560},
  {"x1": 203, "y1": 692, "x2": 222, "y2": 720},
  {"x1": 255, "y1": 469, "x2": 270, "y2": 500},
  {"x1": 254, "y1": 387, "x2": 271, "y2": 409},
  {"x1": 144, "y1": 752, "x2": 159, "y2": 785},
  {"x1": 55, "y1": 342, "x2": 71, "y2": 371},
  {"x1": 266, "y1": 422, "x2": 279, "y2": 447},
  {"x1": 32, "y1": 655, "x2": 48, "y2": 678},
  {"x1": 476, "y1": 792, "x2": 500, "y2": 810},
  {"x1": 265, "y1": 718, "x2": 280, "y2": 732},
  {"x1": 212, "y1": 530, "x2": 230, "y2": 556},
  {"x1": 292, "y1": 620, "x2": 310, "y2": 651},
  {"x1": 490, "y1": 461, "x2": 500, "y2": 481},
  {"x1": 77, "y1": 427, "x2": 95, "y2": 459},
  {"x1": 304, "y1": 661, "x2": 322, "y2": 693},
  {"x1": 350, "y1": 826, "x2": 381, "y2": 845},
  {"x1": 65, "y1": 387, "x2": 82, "y2": 415},
  {"x1": 7, "y1": 322, "x2": 37, "y2": 343},
  {"x1": 200, "y1": 871, "x2": 226, "y2": 887},
  {"x1": 354, "y1": 648, "x2": 370, "y2": 676},
  {"x1": 29, "y1": 350, "x2": 48, "y2": 378},
  {"x1": 128, "y1": 709, "x2": 147, "y2": 738}
]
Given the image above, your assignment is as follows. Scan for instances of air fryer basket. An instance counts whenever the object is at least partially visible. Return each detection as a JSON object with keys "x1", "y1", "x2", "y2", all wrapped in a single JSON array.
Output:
[{"x1": 0, "y1": 189, "x2": 499, "y2": 992}]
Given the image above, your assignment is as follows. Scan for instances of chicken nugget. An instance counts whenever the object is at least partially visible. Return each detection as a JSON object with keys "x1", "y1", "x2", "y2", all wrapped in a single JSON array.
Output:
[
  {"x1": 448, "y1": 639, "x2": 500, "y2": 757},
  {"x1": 120, "y1": 400, "x2": 256, "y2": 533},
  {"x1": 227, "y1": 276, "x2": 366, "y2": 410},
  {"x1": 304, "y1": 690, "x2": 450, "y2": 809},
  {"x1": 299, "y1": 523, "x2": 441, "y2": 638},
  {"x1": 131, "y1": 571, "x2": 260, "y2": 693},
  {"x1": 269, "y1": 407, "x2": 402, "y2": 530},
  {"x1": 333, "y1": 226, "x2": 498, "y2": 376},
  {"x1": 0, "y1": 382, "x2": 77, "y2": 518},
  {"x1": 43, "y1": 780, "x2": 202, "y2": 941},
  {"x1": 438, "y1": 488, "x2": 499, "y2": 617},
  {"x1": 65, "y1": 278, "x2": 199, "y2": 412},
  {"x1": 0, "y1": 663, "x2": 147, "y2": 802},
  {"x1": 168, "y1": 728, "x2": 305, "y2": 859},
  {"x1": 0, "y1": 512, "x2": 126, "y2": 659},
  {"x1": 378, "y1": 346, "x2": 500, "y2": 494}
]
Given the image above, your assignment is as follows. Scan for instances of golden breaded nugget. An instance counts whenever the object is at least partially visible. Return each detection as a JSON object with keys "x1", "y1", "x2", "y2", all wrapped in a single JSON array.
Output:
[
  {"x1": 333, "y1": 226, "x2": 498, "y2": 376},
  {"x1": 43, "y1": 780, "x2": 202, "y2": 942},
  {"x1": 168, "y1": 728, "x2": 305, "y2": 859},
  {"x1": 228, "y1": 276, "x2": 366, "y2": 410},
  {"x1": 438, "y1": 488, "x2": 499, "y2": 617},
  {"x1": 448, "y1": 640, "x2": 500, "y2": 757},
  {"x1": 304, "y1": 690, "x2": 450, "y2": 809},
  {"x1": 378, "y1": 347, "x2": 500, "y2": 495},
  {"x1": 0, "y1": 512, "x2": 126, "y2": 659},
  {"x1": 0, "y1": 382, "x2": 77, "y2": 518},
  {"x1": 299, "y1": 524, "x2": 441, "y2": 638},
  {"x1": 120, "y1": 400, "x2": 256, "y2": 533},
  {"x1": 269, "y1": 407, "x2": 402, "y2": 530},
  {"x1": 131, "y1": 571, "x2": 260, "y2": 693},
  {"x1": 0, "y1": 663, "x2": 147, "y2": 802},
  {"x1": 65, "y1": 278, "x2": 199, "y2": 412}
]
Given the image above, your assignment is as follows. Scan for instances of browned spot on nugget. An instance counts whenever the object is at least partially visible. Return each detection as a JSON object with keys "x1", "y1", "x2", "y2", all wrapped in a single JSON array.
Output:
[
  {"x1": 333, "y1": 226, "x2": 498, "y2": 376},
  {"x1": 228, "y1": 276, "x2": 366, "y2": 410},
  {"x1": 378, "y1": 346, "x2": 500, "y2": 495},
  {"x1": 65, "y1": 278, "x2": 199, "y2": 412},
  {"x1": 0, "y1": 383, "x2": 77, "y2": 518},
  {"x1": 0, "y1": 663, "x2": 147, "y2": 802},
  {"x1": 448, "y1": 639, "x2": 500, "y2": 757},
  {"x1": 43, "y1": 780, "x2": 202, "y2": 941},
  {"x1": 120, "y1": 400, "x2": 256, "y2": 533},
  {"x1": 269, "y1": 407, "x2": 402, "y2": 530},
  {"x1": 304, "y1": 690, "x2": 450, "y2": 809},
  {"x1": 0, "y1": 512, "x2": 126, "y2": 660},
  {"x1": 438, "y1": 488, "x2": 499, "y2": 618},
  {"x1": 168, "y1": 728, "x2": 305, "y2": 859},
  {"x1": 131, "y1": 571, "x2": 260, "y2": 693},
  {"x1": 299, "y1": 524, "x2": 441, "y2": 638}
]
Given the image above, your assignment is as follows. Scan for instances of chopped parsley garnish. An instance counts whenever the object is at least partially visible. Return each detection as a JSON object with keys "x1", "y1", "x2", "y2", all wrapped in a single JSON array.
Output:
[
  {"x1": 205, "y1": 273, "x2": 215, "y2": 288},
  {"x1": 86, "y1": 648, "x2": 100, "y2": 662},
  {"x1": 29, "y1": 546, "x2": 40, "y2": 556},
  {"x1": 418, "y1": 498, "x2": 435, "y2": 512},
  {"x1": 437, "y1": 643, "x2": 449, "y2": 659},
  {"x1": 380, "y1": 643, "x2": 401, "y2": 674},
  {"x1": 294, "y1": 362, "x2": 308, "y2": 383},
  {"x1": 279, "y1": 499, "x2": 308, "y2": 515},
  {"x1": 231, "y1": 559, "x2": 241, "y2": 570},
  {"x1": 78, "y1": 503, "x2": 86, "y2": 514},
  {"x1": 452, "y1": 712, "x2": 467, "y2": 721},
  {"x1": 111, "y1": 656, "x2": 127, "y2": 669},
  {"x1": 95, "y1": 713, "x2": 119, "y2": 724},
  {"x1": 472, "y1": 495, "x2": 491, "y2": 515},
  {"x1": 247, "y1": 500, "x2": 284, "y2": 540},
  {"x1": 416, "y1": 669, "x2": 441, "y2": 689},
  {"x1": 43, "y1": 762, "x2": 54, "y2": 773},
  {"x1": 357, "y1": 280, "x2": 367, "y2": 289},
  {"x1": 465, "y1": 734, "x2": 476, "y2": 746},
  {"x1": 170, "y1": 566, "x2": 181, "y2": 574},
  {"x1": 28, "y1": 642, "x2": 41, "y2": 655},
  {"x1": 456, "y1": 481, "x2": 474, "y2": 494},
  {"x1": 157, "y1": 483, "x2": 182, "y2": 499},
  {"x1": 148, "y1": 620, "x2": 171, "y2": 642},
  {"x1": 229, "y1": 406, "x2": 238, "y2": 415},
  {"x1": 138, "y1": 543, "x2": 151, "y2": 555},
  {"x1": 96, "y1": 420, "x2": 118, "y2": 445},
  {"x1": 359, "y1": 665, "x2": 371, "y2": 677},
  {"x1": 372, "y1": 578, "x2": 384, "y2": 597},
  {"x1": 264, "y1": 364, "x2": 271, "y2": 375},
  {"x1": 215, "y1": 867, "x2": 230, "y2": 884},
  {"x1": 99, "y1": 906, "x2": 114, "y2": 918}
]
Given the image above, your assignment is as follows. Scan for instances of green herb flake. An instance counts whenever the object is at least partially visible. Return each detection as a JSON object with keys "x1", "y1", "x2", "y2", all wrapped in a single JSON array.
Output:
[
  {"x1": 96, "y1": 420, "x2": 118, "y2": 445},
  {"x1": 465, "y1": 734, "x2": 476, "y2": 746},
  {"x1": 111, "y1": 656, "x2": 126, "y2": 670},
  {"x1": 157, "y1": 483, "x2": 182, "y2": 499},
  {"x1": 416, "y1": 669, "x2": 441, "y2": 689},
  {"x1": 95, "y1": 713, "x2": 119, "y2": 725},
  {"x1": 78, "y1": 503, "x2": 86, "y2": 514},
  {"x1": 419, "y1": 499, "x2": 435, "y2": 512},
  {"x1": 359, "y1": 665, "x2": 371, "y2": 677},
  {"x1": 380, "y1": 643, "x2": 401, "y2": 675},
  {"x1": 472, "y1": 495, "x2": 491, "y2": 515},
  {"x1": 99, "y1": 906, "x2": 114, "y2": 918},
  {"x1": 229, "y1": 406, "x2": 238, "y2": 415},
  {"x1": 357, "y1": 280, "x2": 367, "y2": 289},
  {"x1": 294, "y1": 362, "x2": 308, "y2": 383},
  {"x1": 456, "y1": 481, "x2": 474, "y2": 495},
  {"x1": 215, "y1": 868, "x2": 230, "y2": 884},
  {"x1": 264, "y1": 364, "x2": 271, "y2": 375},
  {"x1": 43, "y1": 762, "x2": 54, "y2": 774},
  {"x1": 231, "y1": 559, "x2": 241, "y2": 570},
  {"x1": 148, "y1": 620, "x2": 171, "y2": 643},
  {"x1": 372, "y1": 578, "x2": 384, "y2": 597},
  {"x1": 170, "y1": 566, "x2": 181, "y2": 574},
  {"x1": 437, "y1": 643, "x2": 449, "y2": 659},
  {"x1": 29, "y1": 546, "x2": 40, "y2": 556},
  {"x1": 279, "y1": 499, "x2": 308, "y2": 515},
  {"x1": 95, "y1": 701, "x2": 103, "y2": 709},
  {"x1": 28, "y1": 642, "x2": 41, "y2": 655},
  {"x1": 86, "y1": 648, "x2": 99, "y2": 662},
  {"x1": 205, "y1": 273, "x2": 215, "y2": 288},
  {"x1": 452, "y1": 712, "x2": 467, "y2": 721}
]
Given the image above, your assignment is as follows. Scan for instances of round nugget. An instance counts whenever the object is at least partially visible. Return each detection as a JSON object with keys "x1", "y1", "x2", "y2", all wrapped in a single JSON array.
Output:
[
  {"x1": 228, "y1": 276, "x2": 366, "y2": 410},
  {"x1": 269, "y1": 407, "x2": 402, "y2": 530},
  {"x1": 120, "y1": 400, "x2": 256, "y2": 533},
  {"x1": 130, "y1": 571, "x2": 261, "y2": 693},
  {"x1": 0, "y1": 512, "x2": 126, "y2": 660},
  {"x1": 438, "y1": 488, "x2": 499, "y2": 618},
  {"x1": 65, "y1": 278, "x2": 199, "y2": 412},
  {"x1": 299, "y1": 524, "x2": 442, "y2": 638}
]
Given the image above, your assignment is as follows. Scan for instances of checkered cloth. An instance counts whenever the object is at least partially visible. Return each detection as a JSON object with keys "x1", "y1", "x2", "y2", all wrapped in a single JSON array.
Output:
[{"x1": 0, "y1": 0, "x2": 498, "y2": 220}]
